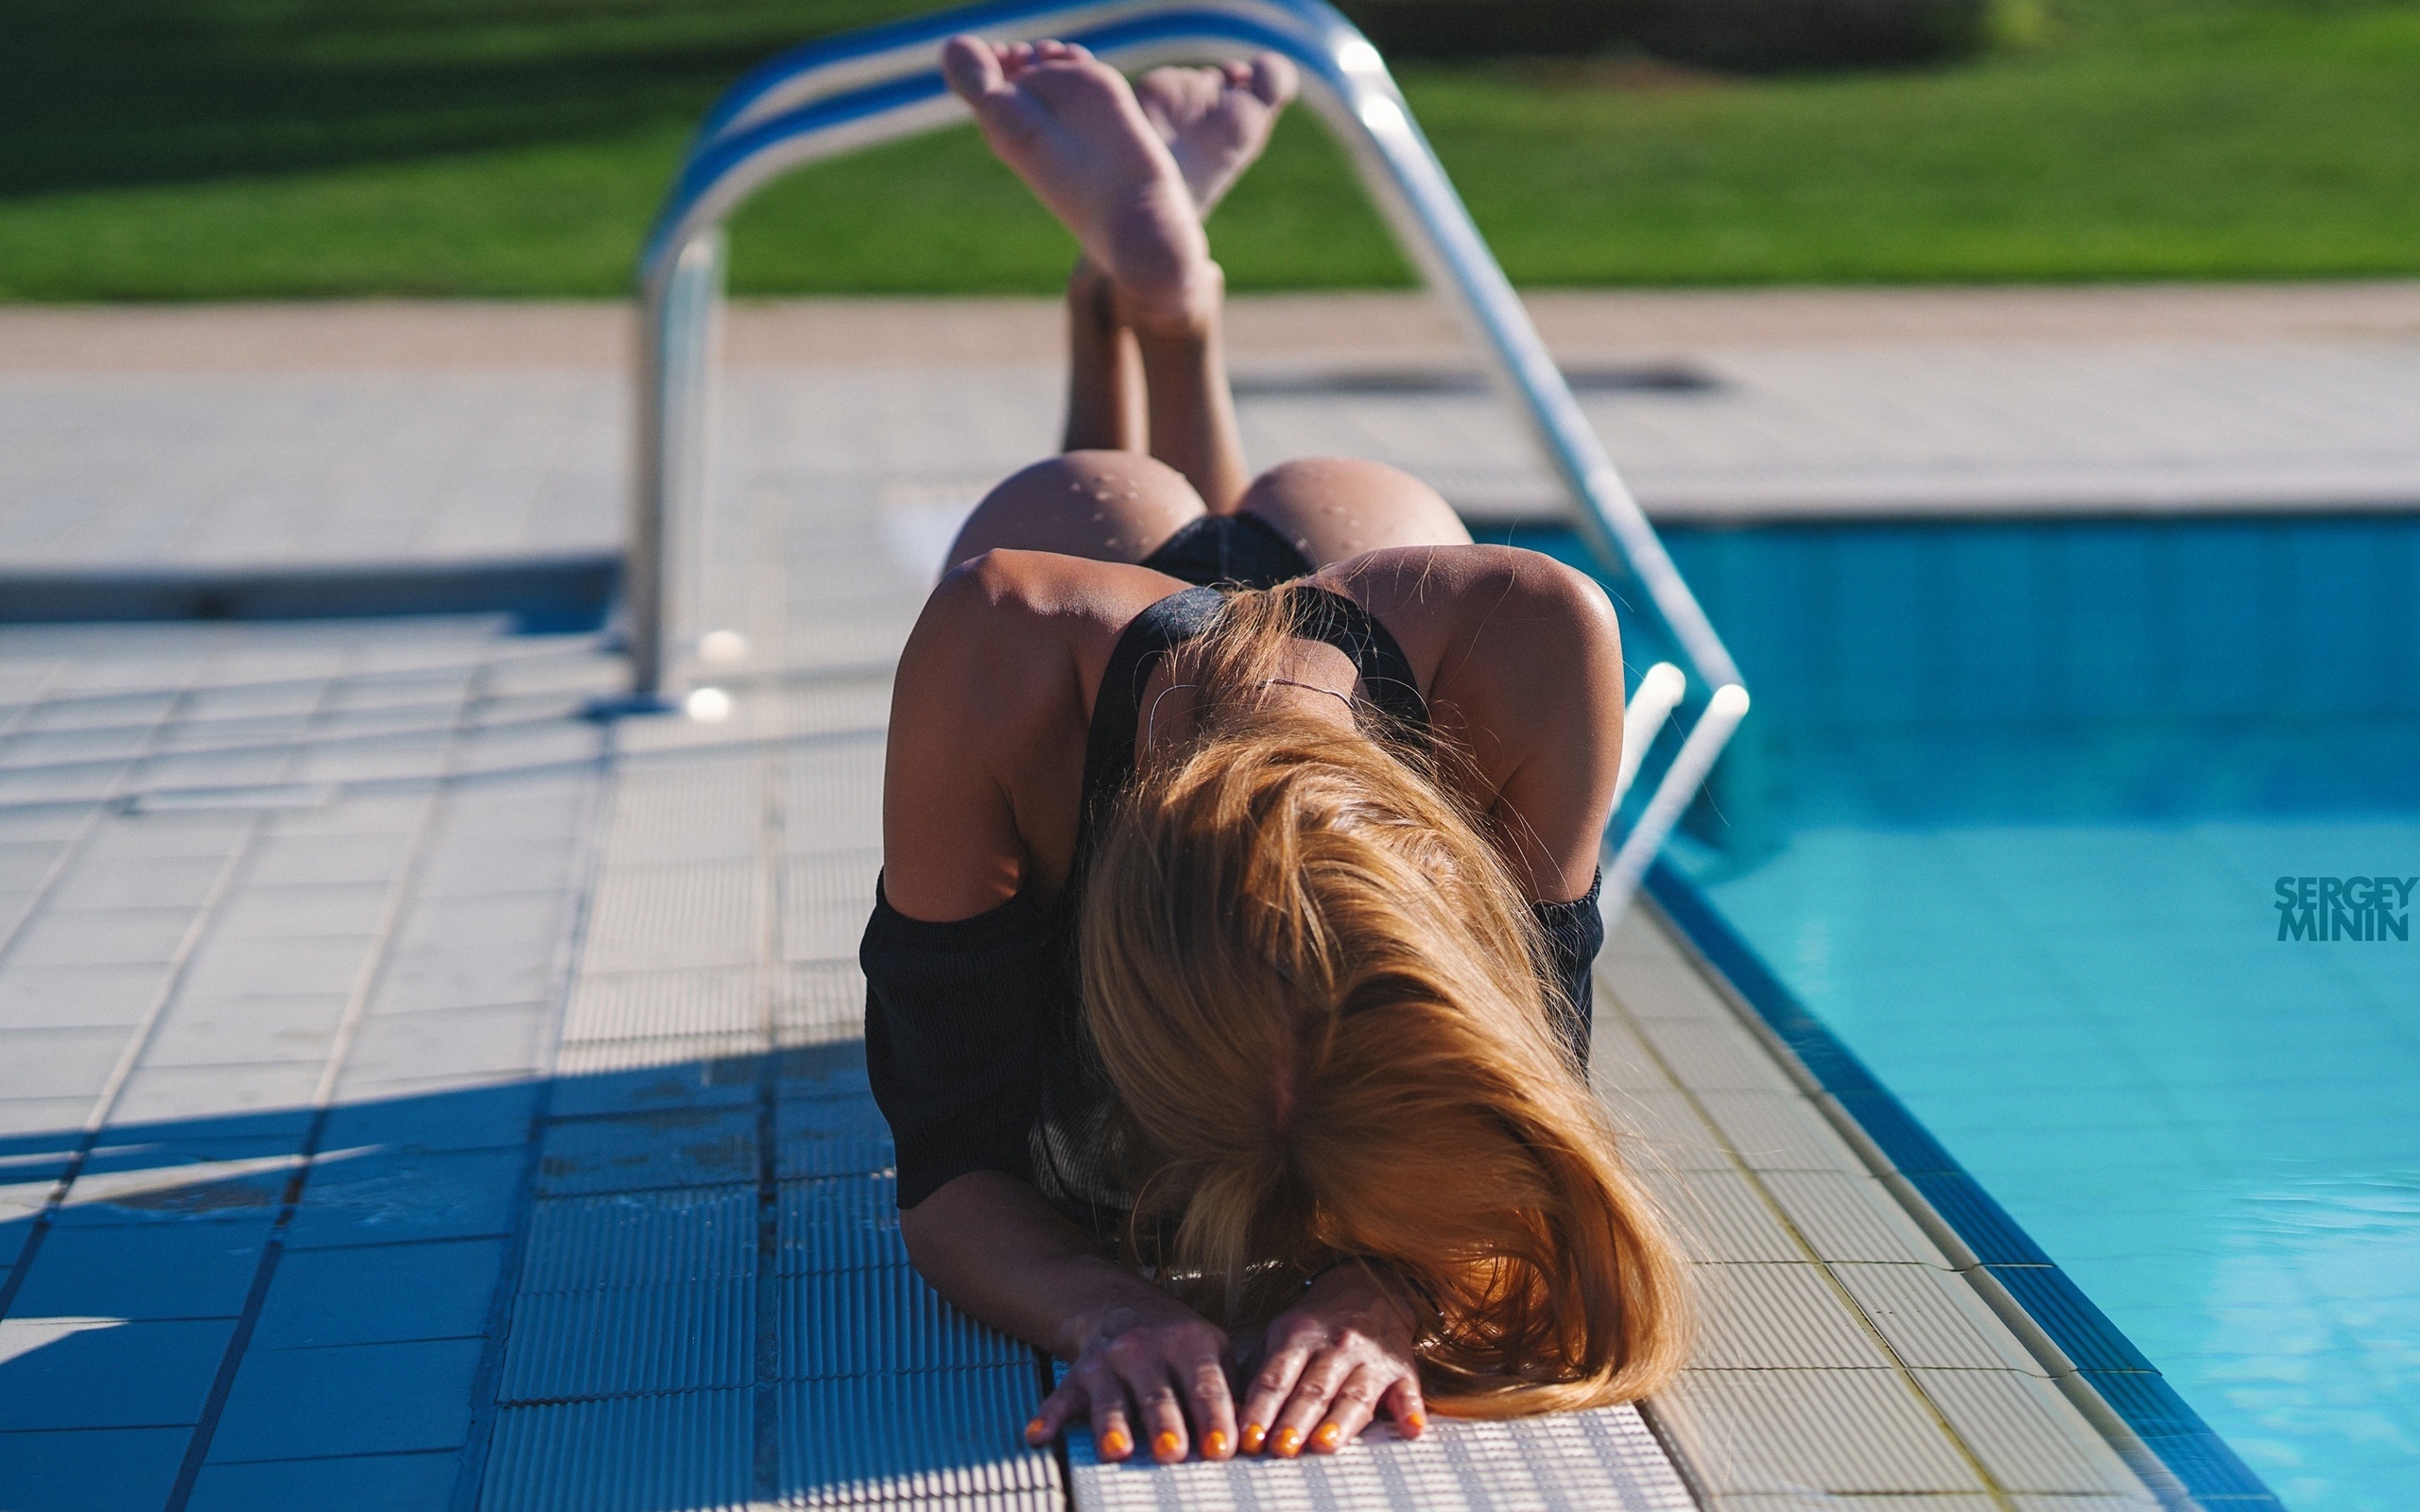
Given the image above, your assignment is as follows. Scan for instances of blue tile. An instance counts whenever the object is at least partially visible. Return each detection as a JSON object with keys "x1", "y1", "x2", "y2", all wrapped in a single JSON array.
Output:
[
  {"x1": 0, "y1": 1316, "x2": 233, "y2": 1430},
  {"x1": 322, "y1": 1080, "x2": 541, "y2": 1155},
  {"x1": 209, "y1": 1338, "x2": 485, "y2": 1460},
  {"x1": 0, "y1": 1425, "x2": 192, "y2": 1512},
  {"x1": 11, "y1": 1223, "x2": 266, "y2": 1320},
  {"x1": 186, "y1": 1449, "x2": 458, "y2": 1512},
  {"x1": 251, "y1": 1237, "x2": 506, "y2": 1348},
  {"x1": 536, "y1": 1108, "x2": 757, "y2": 1196},
  {"x1": 2169, "y1": 522, "x2": 2272, "y2": 720},
  {"x1": 548, "y1": 1059, "x2": 757, "y2": 1118},
  {"x1": 2, "y1": 1214, "x2": 32, "y2": 1270},
  {"x1": 284, "y1": 1147, "x2": 526, "y2": 1249}
]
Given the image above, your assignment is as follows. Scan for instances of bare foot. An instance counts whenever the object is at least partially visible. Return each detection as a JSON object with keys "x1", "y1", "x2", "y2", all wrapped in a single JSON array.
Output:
[
  {"x1": 942, "y1": 36, "x2": 1215, "y2": 332},
  {"x1": 1133, "y1": 55, "x2": 1299, "y2": 215}
]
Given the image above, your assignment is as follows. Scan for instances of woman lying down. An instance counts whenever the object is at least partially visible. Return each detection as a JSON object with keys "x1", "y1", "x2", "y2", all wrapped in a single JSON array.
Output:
[{"x1": 861, "y1": 33, "x2": 1689, "y2": 1468}]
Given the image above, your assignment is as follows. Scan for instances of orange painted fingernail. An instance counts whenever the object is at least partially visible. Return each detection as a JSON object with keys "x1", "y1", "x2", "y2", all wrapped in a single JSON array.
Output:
[
  {"x1": 1025, "y1": 1418, "x2": 1048, "y2": 1444},
  {"x1": 1153, "y1": 1431, "x2": 1182, "y2": 1461},
  {"x1": 1101, "y1": 1428, "x2": 1132, "y2": 1459},
  {"x1": 1312, "y1": 1422, "x2": 1342, "y2": 1452},
  {"x1": 1240, "y1": 1422, "x2": 1268, "y2": 1454},
  {"x1": 1272, "y1": 1426, "x2": 1303, "y2": 1458},
  {"x1": 1204, "y1": 1429, "x2": 1232, "y2": 1458},
  {"x1": 1406, "y1": 1411, "x2": 1426, "y2": 1435}
]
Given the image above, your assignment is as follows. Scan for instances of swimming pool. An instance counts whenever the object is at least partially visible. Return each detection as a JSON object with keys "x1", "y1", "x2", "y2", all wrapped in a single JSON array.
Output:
[{"x1": 1524, "y1": 513, "x2": 2420, "y2": 1512}]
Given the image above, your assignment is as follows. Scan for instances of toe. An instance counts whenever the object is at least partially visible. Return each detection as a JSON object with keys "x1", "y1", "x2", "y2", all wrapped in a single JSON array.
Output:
[
  {"x1": 1249, "y1": 52, "x2": 1298, "y2": 106},
  {"x1": 941, "y1": 36, "x2": 1008, "y2": 101}
]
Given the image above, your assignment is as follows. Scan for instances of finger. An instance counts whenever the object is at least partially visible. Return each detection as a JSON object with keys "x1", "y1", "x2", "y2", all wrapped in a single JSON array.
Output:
[
  {"x1": 1079, "y1": 1354, "x2": 1141, "y2": 1463},
  {"x1": 1239, "y1": 1332, "x2": 1317, "y2": 1454},
  {"x1": 1183, "y1": 1345, "x2": 1239, "y2": 1460},
  {"x1": 1027, "y1": 1374, "x2": 1088, "y2": 1446},
  {"x1": 1381, "y1": 1374, "x2": 1427, "y2": 1438},
  {"x1": 1312, "y1": 1365, "x2": 1387, "y2": 1453},
  {"x1": 1132, "y1": 1374, "x2": 1187, "y2": 1464},
  {"x1": 1271, "y1": 1348, "x2": 1356, "y2": 1458},
  {"x1": 1089, "y1": 1390, "x2": 1135, "y2": 1464},
  {"x1": 1102, "y1": 1336, "x2": 1187, "y2": 1463}
]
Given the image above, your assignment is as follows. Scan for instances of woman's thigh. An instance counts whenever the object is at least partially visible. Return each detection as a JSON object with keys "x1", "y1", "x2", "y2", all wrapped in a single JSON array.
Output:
[
  {"x1": 944, "y1": 451, "x2": 1206, "y2": 572},
  {"x1": 1236, "y1": 457, "x2": 1472, "y2": 568}
]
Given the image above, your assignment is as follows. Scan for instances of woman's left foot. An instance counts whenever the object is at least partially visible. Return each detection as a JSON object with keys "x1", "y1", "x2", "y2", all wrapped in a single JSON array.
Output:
[{"x1": 1133, "y1": 55, "x2": 1299, "y2": 215}]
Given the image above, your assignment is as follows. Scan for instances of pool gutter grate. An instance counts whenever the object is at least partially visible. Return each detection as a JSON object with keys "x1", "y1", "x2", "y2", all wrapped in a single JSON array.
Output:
[{"x1": 1642, "y1": 857, "x2": 2285, "y2": 1512}]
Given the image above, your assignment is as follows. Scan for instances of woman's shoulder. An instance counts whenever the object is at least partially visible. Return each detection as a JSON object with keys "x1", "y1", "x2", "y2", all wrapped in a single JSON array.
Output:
[
  {"x1": 902, "y1": 549, "x2": 1194, "y2": 716},
  {"x1": 1308, "y1": 543, "x2": 1619, "y2": 698},
  {"x1": 883, "y1": 550, "x2": 1194, "y2": 920}
]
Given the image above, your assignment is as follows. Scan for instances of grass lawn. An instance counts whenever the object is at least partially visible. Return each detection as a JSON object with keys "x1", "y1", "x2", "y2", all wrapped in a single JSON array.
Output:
[{"x1": 1, "y1": 0, "x2": 2414, "y2": 299}]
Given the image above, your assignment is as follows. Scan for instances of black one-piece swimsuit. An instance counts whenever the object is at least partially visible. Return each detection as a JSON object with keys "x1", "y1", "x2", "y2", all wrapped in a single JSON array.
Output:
[{"x1": 858, "y1": 516, "x2": 1603, "y2": 1249}]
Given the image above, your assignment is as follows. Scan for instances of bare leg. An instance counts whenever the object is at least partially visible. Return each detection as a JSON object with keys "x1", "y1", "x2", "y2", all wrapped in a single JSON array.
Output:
[
  {"x1": 944, "y1": 450, "x2": 1207, "y2": 573},
  {"x1": 1128, "y1": 284, "x2": 1249, "y2": 511},
  {"x1": 946, "y1": 45, "x2": 1462, "y2": 568},
  {"x1": 949, "y1": 38, "x2": 1290, "y2": 510},
  {"x1": 1062, "y1": 258, "x2": 1146, "y2": 454},
  {"x1": 1236, "y1": 457, "x2": 1474, "y2": 566},
  {"x1": 1059, "y1": 58, "x2": 1295, "y2": 455},
  {"x1": 1052, "y1": 257, "x2": 1246, "y2": 507},
  {"x1": 943, "y1": 453, "x2": 1467, "y2": 583}
]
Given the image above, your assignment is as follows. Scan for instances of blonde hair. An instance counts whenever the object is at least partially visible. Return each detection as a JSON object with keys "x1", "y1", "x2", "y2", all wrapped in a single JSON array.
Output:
[{"x1": 1079, "y1": 585, "x2": 1690, "y2": 1414}]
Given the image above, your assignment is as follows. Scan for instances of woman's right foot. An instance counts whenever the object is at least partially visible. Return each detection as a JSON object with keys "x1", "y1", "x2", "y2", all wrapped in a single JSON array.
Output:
[{"x1": 942, "y1": 37, "x2": 1216, "y2": 333}]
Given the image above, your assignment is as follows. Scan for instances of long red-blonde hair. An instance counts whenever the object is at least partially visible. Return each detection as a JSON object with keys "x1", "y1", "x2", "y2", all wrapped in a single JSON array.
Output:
[{"x1": 1079, "y1": 584, "x2": 1690, "y2": 1414}]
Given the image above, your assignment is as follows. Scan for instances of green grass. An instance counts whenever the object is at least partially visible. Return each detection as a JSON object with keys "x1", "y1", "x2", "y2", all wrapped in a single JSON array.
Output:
[{"x1": 2, "y1": 0, "x2": 2415, "y2": 299}]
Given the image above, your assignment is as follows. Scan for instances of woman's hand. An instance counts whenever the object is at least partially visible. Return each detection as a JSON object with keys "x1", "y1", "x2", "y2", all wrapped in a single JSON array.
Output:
[
  {"x1": 1238, "y1": 1262, "x2": 1427, "y2": 1456},
  {"x1": 1029, "y1": 1297, "x2": 1237, "y2": 1463}
]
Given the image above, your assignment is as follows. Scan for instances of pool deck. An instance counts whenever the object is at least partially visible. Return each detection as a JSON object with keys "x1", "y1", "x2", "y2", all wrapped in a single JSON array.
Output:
[{"x1": 4, "y1": 283, "x2": 2388, "y2": 1510}]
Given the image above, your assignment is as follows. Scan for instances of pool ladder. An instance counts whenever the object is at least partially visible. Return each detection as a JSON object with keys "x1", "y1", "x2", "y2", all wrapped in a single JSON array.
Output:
[{"x1": 627, "y1": 0, "x2": 1751, "y2": 917}]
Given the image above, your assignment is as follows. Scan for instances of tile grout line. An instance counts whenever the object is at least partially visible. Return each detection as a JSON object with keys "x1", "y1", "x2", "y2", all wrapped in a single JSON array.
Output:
[
  {"x1": 1594, "y1": 929, "x2": 2022, "y2": 1512},
  {"x1": 1632, "y1": 873, "x2": 2215, "y2": 1508},
  {"x1": 0, "y1": 648, "x2": 214, "y2": 968},
  {"x1": 754, "y1": 733, "x2": 785, "y2": 1504},
  {"x1": 0, "y1": 646, "x2": 301, "y2": 1323},
  {"x1": 1632, "y1": 1399, "x2": 1712, "y2": 1512},
  {"x1": 162, "y1": 645, "x2": 495, "y2": 1512},
  {"x1": 443, "y1": 700, "x2": 617, "y2": 1512},
  {"x1": 0, "y1": 702, "x2": 583, "y2": 788}
]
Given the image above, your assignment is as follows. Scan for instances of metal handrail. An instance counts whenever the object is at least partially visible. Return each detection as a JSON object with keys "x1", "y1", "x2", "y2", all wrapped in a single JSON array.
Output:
[{"x1": 630, "y1": 0, "x2": 1751, "y2": 915}]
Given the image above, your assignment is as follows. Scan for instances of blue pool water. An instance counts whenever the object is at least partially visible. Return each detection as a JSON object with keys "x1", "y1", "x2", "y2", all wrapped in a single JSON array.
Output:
[{"x1": 1527, "y1": 515, "x2": 2420, "y2": 1511}]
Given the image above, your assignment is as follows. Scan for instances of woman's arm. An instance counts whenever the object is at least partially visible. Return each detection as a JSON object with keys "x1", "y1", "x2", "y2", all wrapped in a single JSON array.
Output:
[{"x1": 880, "y1": 556, "x2": 1245, "y2": 1461}]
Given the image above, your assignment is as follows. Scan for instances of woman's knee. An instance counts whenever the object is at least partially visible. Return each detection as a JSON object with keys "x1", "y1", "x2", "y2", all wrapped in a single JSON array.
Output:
[
  {"x1": 1236, "y1": 457, "x2": 1471, "y2": 564},
  {"x1": 944, "y1": 451, "x2": 1207, "y2": 571}
]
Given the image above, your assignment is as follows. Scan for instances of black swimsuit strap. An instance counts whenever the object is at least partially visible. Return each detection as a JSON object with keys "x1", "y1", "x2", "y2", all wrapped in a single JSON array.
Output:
[
  {"x1": 1282, "y1": 585, "x2": 1428, "y2": 734},
  {"x1": 1079, "y1": 584, "x2": 1227, "y2": 821},
  {"x1": 1077, "y1": 584, "x2": 1430, "y2": 833}
]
